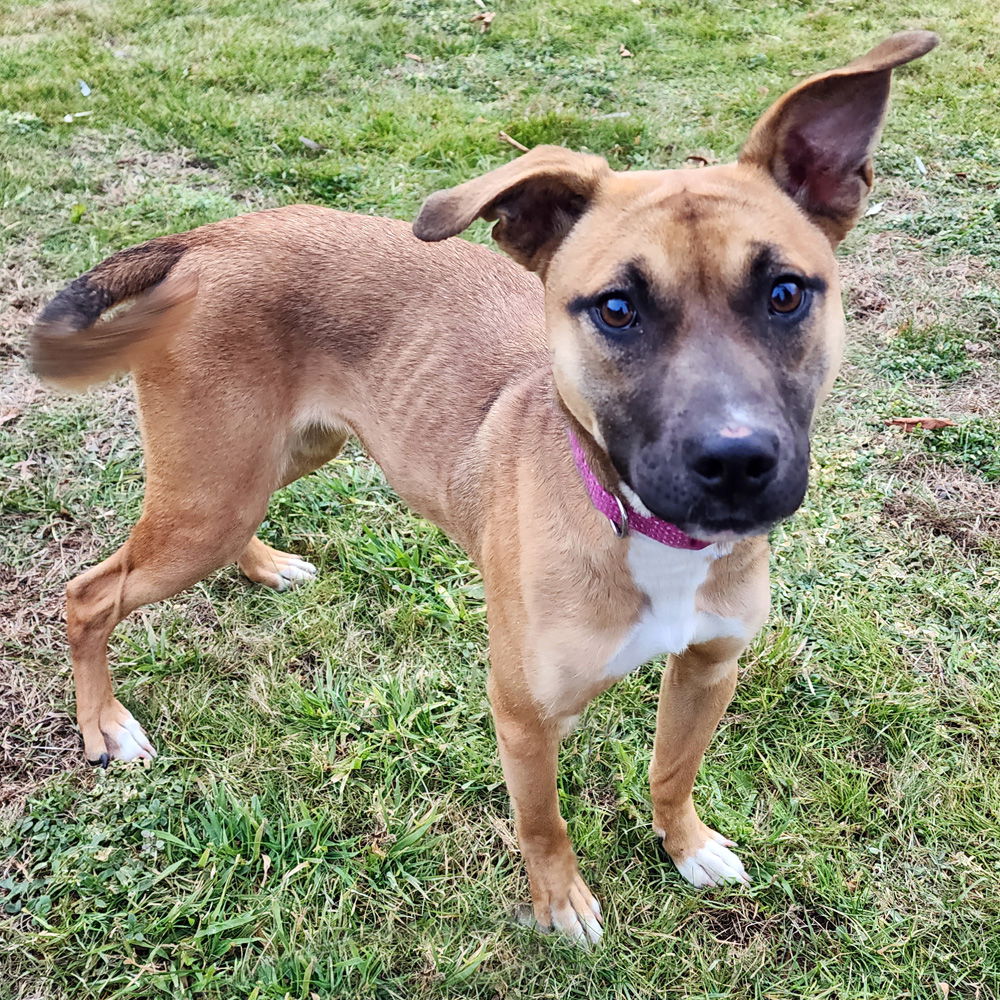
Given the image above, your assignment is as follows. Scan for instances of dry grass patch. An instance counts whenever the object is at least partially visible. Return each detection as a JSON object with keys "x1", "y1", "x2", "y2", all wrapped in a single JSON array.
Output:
[
  {"x1": 1, "y1": 128, "x2": 267, "y2": 350},
  {"x1": 0, "y1": 485, "x2": 110, "y2": 816},
  {"x1": 882, "y1": 460, "x2": 1000, "y2": 553},
  {"x1": 842, "y1": 227, "x2": 999, "y2": 343},
  {"x1": 0, "y1": 666, "x2": 81, "y2": 824}
]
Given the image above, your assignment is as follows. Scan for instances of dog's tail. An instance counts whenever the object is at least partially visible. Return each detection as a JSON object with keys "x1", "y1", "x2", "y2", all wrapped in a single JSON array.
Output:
[{"x1": 30, "y1": 234, "x2": 198, "y2": 391}]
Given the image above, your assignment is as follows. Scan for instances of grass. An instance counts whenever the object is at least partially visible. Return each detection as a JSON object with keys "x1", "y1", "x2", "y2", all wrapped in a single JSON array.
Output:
[{"x1": 2, "y1": 1, "x2": 999, "y2": 998}]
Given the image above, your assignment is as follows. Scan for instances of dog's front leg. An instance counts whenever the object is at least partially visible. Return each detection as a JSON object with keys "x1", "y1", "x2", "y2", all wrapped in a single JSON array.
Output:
[
  {"x1": 487, "y1": 670, "x2": 603, "y2": 947},
  {"x1": 650, "y1": 638, "x2": 752, "y2": 888}
]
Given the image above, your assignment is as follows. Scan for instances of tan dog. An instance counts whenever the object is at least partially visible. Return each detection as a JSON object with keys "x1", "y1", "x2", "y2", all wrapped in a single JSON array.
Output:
[{"x1": 31, "y1": 32, "x2": 937, "y2": 945}]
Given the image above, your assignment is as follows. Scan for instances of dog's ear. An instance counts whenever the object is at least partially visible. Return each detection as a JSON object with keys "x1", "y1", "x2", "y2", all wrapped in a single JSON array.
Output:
[
  {"x1": 739, "y1": 31, "x2": 939, "y2": 245},
  {"x1": 412, "y1": 145, "x2": 610, "y2": 274}
]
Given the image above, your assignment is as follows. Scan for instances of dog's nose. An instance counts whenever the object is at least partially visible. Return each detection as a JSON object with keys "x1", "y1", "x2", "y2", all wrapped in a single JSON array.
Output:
[{"x1": 685, "y1": 430, "x2": 779, "y2": 497}]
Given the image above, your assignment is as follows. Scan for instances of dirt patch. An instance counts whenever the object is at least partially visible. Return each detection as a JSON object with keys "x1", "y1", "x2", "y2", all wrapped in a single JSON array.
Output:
[
  {"x1": 66, "y1": 131, "x2": 257, "y2": 212},
  {"x1": 0, "y1": 233, "x2": 48, "y2": 349},
  {"x1": 842, "y1": 228, "x2": 998, "y2": 343},
  {"x1": 937, "y1": 360, "x2": 1000, "y2": 418},
  {"x1": 0, "y1": 664, "x2": 81, "y2": 820},
  {"x1": 0, "y1": 518, "x2": 108, "y2": 817},
  {"x1": 0, "y1": 363, "x2": 46, "y2": 427},
  {"x1": 696, "y1": 898, "x2": 772, "y2": 946},
  {"x1": 881, "y1": 459, "x2": 1000, "y2": 553}
]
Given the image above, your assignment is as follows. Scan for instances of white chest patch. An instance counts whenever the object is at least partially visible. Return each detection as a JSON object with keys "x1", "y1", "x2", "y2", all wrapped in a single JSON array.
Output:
[{"x1": 603, "y1": 535, "x2": 746, "y2": 679}]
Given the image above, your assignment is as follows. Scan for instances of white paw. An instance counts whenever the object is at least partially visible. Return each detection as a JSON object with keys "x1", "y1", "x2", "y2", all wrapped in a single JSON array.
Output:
[
  {"x1": 675, "y1": 834, "x2": 750, "y2": 888},
  {"x1": 274, "y1": 558, "x2": 318, "y2": 591},
  {"x1": 549, "y1": 892, "x2": 603, "y2": 948},
  {"x1": 516, "y1": 881, "x2": 604, "y2": 948},
  {"x1": 101, "y1": 709, "x2": 156, "y2": 763}
]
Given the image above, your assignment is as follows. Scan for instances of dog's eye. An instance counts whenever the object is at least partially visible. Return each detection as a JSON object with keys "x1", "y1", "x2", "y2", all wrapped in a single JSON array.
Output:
[
  {"x1": 592, "y1": 295, "x2": 638, "y2": 332},
  {"x1": 769, "y1": 279, "x2": 805, "y2": 316}
]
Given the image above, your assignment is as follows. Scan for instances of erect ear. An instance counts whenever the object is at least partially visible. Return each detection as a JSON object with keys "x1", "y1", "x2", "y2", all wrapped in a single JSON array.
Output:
[
  {"x1": 739, "y1": 31, "x2": 939, "y2": 246},
  {"x1": 412, "y1": 145, "x2": 611, "y2": 274}
]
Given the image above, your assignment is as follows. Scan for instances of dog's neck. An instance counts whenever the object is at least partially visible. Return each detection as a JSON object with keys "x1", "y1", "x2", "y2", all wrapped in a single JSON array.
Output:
[{"x1": 565, "y1": 427, "x2": 710, "y2": 550}]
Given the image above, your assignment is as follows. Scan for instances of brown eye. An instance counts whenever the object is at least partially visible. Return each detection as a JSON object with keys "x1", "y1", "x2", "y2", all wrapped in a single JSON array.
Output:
[
  {"x1": 593, "y1": 295, "x2": 638, "y2": 332},
  {"x1": 769, "y1": 279, "x2": 804, "y2": 315}
]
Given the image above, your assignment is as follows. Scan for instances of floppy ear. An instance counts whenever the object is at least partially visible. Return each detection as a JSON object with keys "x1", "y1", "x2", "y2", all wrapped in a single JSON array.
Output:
[
  {"x1": 739, "y1": 31, "x2": 939, "y2": 245},
  {"x1": 412, "y1": 145, "x2": 610, "y2": 274}
]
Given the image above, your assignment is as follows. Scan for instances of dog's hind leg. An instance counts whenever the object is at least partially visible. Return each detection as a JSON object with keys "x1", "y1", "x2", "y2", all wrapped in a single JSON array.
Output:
[
  {"x1": 66, "y1": 411, "x2": 290, "y2": 765},
  {"x1": 67, "y1": 492, "x2": 272, "y2": 765},
  {"x1": 236, "y1": 426, "x2": 349, "y2": 592}
]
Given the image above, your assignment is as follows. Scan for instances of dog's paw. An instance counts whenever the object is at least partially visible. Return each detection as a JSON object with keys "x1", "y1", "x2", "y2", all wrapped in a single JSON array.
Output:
[
  {"x1": 81, "y1": 701, "x2": 156, "y2": 767},
  {"x1": 522, "y1": 872, "x2": 604, "y2": 948},
  {"x1": 270, "y1": 555, "x2": 318, "y2": 592},
  {"x1": 238, "y1": 539, "x2": 318, "y2": 592},
  {"x1": 661, "y1": 827, "x2": 750, "y2": 888}
]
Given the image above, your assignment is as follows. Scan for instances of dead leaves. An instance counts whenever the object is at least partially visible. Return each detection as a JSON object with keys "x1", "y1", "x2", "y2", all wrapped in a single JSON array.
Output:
[
  {"x1": 470, "y1": 11, "x2": 494, "y2": 33},
  {"x1": 886, "y1": 417, "x2": 958, "y2": 432}
]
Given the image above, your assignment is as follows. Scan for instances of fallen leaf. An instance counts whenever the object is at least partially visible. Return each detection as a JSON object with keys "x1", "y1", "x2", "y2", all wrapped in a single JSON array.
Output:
[
  {"x1": 470, "y1": 10, "x2": 494, "y2": 32},
  {"x1": 404, "y1": 52, "x2": 423, "y2": 62},
  {"x1": 915, "y1": 155, "x2": 927, "y2": 176},
  {"x1": 619, "y1": 43, "x2": 633, "y2": 58},
  {"x1": 261, "y1": 853, "x2": 271, "y2": 885},
  {"x1": 298, "y1": 136, "x2": 326, "y2": 151},
  {"x1": 885, "y1": 417, "x2": 957, "y2": 432},
  {"x1": 864, "y1": 201, "x2": 884, "y2": 217},
  {"x1": 0, "y1": 406, "x2": 22, "y2": 426}
]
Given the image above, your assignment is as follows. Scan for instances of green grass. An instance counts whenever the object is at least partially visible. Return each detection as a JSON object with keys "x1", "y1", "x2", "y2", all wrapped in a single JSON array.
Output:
[
  {"x1": 2, "y1": 2, "x2": 999, "y2": 998},
  {"x1": 918, "y1": 419, "x2": 1000, "y2": 483},
  {"x1": 878, "y1": 321, "x2": 981, "y2": 382}
]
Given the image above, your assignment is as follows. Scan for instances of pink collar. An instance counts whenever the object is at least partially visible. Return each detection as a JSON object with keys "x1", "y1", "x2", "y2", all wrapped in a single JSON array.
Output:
[{"x1": 568, "y1": 429, "x2": 711, "y2": 550}]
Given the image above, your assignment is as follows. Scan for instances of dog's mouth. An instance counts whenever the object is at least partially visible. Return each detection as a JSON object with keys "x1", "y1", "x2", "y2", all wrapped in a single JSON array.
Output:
[
  {"x1": 678, "y1": 515, "x2": 779, "y2": 543},
  {"x1": 619, "y1": 480, "x2": 774, "y2": 541},
  {"x1": 623, "y1": 469, "x2": 808, "y2": 543}
]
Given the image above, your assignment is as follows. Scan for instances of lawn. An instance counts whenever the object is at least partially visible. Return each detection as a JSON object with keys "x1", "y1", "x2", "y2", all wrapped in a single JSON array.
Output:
[{"x1": 1, "y1": 1, "x2": 999, "y2": 997}]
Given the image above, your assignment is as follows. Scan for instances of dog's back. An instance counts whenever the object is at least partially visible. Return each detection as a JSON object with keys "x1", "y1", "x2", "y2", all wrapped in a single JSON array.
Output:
[{"x1": 30, "y1": 205, "x2": 551, "y2": 526}]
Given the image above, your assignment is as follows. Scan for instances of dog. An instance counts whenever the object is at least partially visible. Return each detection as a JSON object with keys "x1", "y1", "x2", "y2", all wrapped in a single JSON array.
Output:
[{"x1": 30, "y1": 32, "x2": 937, "y2": 946}]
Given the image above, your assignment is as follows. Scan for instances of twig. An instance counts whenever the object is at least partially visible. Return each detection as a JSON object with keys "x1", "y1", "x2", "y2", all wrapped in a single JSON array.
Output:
[{"x1": 497, "y1": 131, "x2": 529, "y2": 153}]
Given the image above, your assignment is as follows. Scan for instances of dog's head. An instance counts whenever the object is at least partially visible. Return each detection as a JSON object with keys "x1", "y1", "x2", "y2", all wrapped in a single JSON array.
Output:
[{"x1": 414, "y1": 32, "x2": 937, "y2": 541}]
